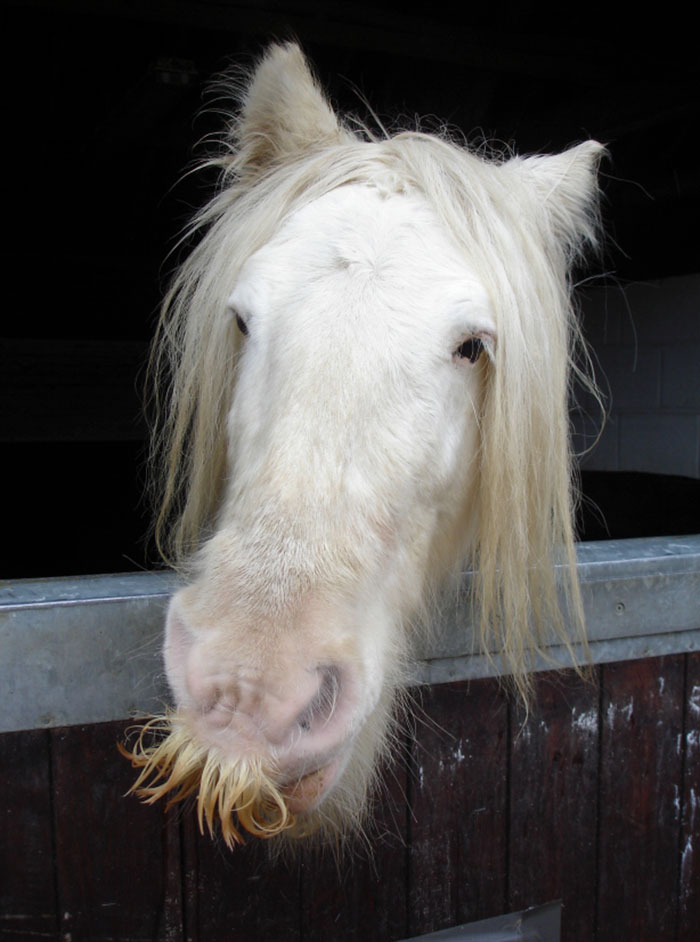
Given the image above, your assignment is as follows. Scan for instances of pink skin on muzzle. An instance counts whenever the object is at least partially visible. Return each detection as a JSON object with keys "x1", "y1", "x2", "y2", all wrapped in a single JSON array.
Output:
[{"x1": 164, "y1": 589, "x2": 372, "y2": 814}]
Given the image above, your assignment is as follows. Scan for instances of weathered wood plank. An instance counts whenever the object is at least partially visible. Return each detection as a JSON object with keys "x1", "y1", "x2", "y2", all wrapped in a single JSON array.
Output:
[
  {"x1": 678, "y1": 650, "x2": 700, "y2": 941},
  {"x1": 184, "y1": 818, "x2": 302, "y2": 941},
  {"x1": 4, "y1": 657, "x2": 696, "y2": 941},
  {"x1": 0, "y1": 729, "x2": 58, "y2": 942},
  {"x1": 508, "y1": 669, "x2": 600, "y2": 942},
  {"x1": 300, "y1": 751, "x2": 409, "y2": 940},
  {"x1": 596, "y1": 656, "x2": 685, "y2": 941},
  {"x1": 406, "y1": 679, "x2": 508, "y2": 935},
  {"x1": 51, "y1": 720, "x2": 182, "y2": 942}
]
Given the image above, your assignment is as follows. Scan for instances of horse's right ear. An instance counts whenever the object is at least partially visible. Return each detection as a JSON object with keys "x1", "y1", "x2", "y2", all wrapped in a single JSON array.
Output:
[
  {"x1": 235, "y1": 43, "x2": 350, "y2": 179},
  {"x1": 505, "y1": 141, "x2": 606, "y2": 253}
]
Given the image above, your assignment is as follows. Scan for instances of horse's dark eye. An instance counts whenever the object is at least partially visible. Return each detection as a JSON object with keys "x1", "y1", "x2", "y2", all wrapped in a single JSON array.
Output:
[
  {"x1": 235, "y1": 312, "x2": 249, "y2": 336},
  {"x1": 454, "y1": 337, "x2": 484, "y2": 363}
]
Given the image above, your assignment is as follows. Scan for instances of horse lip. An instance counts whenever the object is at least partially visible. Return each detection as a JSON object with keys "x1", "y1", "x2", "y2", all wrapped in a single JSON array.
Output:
[
  {"x1": 280, "y1": 755, "x2": 343, "y2": 813},
  {"x1": 278, "y1": 754, "x2": 334, "y2": 788}
]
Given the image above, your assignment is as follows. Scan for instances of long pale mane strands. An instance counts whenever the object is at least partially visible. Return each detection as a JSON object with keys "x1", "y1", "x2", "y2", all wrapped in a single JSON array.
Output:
[{"x1": 386, "y1": 135, "x2": 604, "y2": 695}]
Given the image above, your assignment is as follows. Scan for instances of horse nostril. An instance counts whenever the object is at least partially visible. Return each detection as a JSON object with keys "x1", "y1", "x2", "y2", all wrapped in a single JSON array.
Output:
[
  {"x1": 201, "y1": 686, "x2": 222, "y2": 714},
  {"x1": 296, "y1": 667, "x2": 341, "y2": 734},
  {"x1": 321, "y1": 667, "x2": 341, "y2": 716}
]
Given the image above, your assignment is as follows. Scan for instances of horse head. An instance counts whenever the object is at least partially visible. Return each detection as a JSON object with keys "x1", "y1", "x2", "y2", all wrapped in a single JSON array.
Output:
[{"x1": 123, "y1": 44, "x2": 603, "y2": 848}]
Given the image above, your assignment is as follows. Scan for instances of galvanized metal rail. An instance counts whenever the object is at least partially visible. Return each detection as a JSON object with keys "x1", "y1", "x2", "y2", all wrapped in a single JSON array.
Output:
[{"x1": 2, "y1": 536, "x2": 699, "y2": 733}]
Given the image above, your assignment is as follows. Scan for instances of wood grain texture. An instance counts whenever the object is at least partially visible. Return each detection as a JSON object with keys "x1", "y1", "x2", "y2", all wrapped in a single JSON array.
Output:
[
  {"x1": 299, "y1": 751, "x2": 409, "y2": 941},
  {"x1": 51, "y1": 720, "x2": 181, "y2": 942},
  {"x1": 596, "y1": 656, "x2": 685, "y2": 942},
  {"x1": 406, "y1": 679, "x2": 509, "y2": 935},
  {"x1": 184, "y1": 816, "x2": 303, "y2": 941},
  {"x1": 678, "y1": 650, "x2": 700, "y2": 942},
  {"x1": 3, "y1": 657, "x2": 698, "y2": 940},
  {"x1": 508, "y1": 669, "x2": 600, "y2": 942},
  {"x1": 0, "y1": 729, "x2": 58, "y2": 942}
]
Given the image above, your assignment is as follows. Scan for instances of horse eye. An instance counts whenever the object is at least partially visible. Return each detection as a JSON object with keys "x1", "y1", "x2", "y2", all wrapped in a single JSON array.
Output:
[
  {"x1": 234, "y1": 312, "x2": 249, "y2": 337},
  {"x1": 454, "y1": 337, "x2": 484, "y2": 363}
]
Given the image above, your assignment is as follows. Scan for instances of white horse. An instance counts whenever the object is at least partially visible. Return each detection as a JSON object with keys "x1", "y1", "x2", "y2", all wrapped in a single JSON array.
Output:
[{"x1": 124, "y1": 43, "x2": 603, "y2": 849}]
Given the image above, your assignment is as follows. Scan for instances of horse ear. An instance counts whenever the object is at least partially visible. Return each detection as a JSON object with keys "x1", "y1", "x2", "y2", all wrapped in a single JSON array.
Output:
[
  {"x1": 508, "y1": 141, "x2": 605, "y2": 250},
  {"x1": 236, "y1": 43, "x2": 349, "y2": 178}
]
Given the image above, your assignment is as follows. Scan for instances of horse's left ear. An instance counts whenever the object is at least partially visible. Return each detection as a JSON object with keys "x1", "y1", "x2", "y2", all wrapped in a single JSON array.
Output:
[
  {"x1": 507, "y1": 141, "x2": 606, "y2": 250},
  {"x1": 235, "y1": 43, "x2": 351, "y2": 180}
]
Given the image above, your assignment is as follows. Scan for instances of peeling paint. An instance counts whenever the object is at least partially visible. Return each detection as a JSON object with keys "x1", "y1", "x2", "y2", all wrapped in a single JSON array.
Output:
[
  {"x1": 687, "y1": 787, "x2": 698, "y2": 830},
  {"x1": 607, "y1": 697, "x2": 634, "y2": 727},
  {"x1": 689, "y1": 685, "x2": 700, "y2": 717},
  {"x1": 572, "y1": 708, "x2": 598, "y2": 734},
  {"x1": 680, "y1": 834, "x2": 695, "y2": 900}
]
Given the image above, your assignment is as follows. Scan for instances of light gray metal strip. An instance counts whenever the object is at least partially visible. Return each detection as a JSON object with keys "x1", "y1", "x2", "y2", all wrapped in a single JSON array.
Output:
[
  {"x1": 1, "y1": 536, "x2": 699, "y2": 733},
  {"x1": 416, "y1": 629, "x2": 700, "y2": 686},
  {"x1": 1, "y1": 572, "x2": 177, "y2": 732},
  {"x1": 398, "y1": 900, "x2": 561, "y2": 941},
  {"x1": 419, "y1": 535, "x2": 700, "y2": 660}
]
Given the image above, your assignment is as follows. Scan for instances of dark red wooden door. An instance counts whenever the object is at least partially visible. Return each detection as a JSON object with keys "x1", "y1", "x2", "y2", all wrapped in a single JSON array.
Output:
[{"x1": 2, "y1": 653, "x2": 698, "y2": 942}]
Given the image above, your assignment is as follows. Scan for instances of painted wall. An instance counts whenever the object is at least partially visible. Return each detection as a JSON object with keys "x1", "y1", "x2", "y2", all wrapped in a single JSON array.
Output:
[{"x1": 574, "y1": 273, "x2": 700, "y2": 478}]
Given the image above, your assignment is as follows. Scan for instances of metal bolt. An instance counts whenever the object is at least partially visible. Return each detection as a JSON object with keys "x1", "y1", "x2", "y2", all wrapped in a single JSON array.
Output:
[{"x1": 615, "y1": 601, "x2": 626, "y2": 615}]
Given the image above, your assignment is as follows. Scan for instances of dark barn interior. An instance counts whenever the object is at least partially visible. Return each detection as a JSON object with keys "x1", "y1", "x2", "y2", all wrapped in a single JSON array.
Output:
[{"x1": 2, "y1": 1, "x2": 699, "y2": 578}]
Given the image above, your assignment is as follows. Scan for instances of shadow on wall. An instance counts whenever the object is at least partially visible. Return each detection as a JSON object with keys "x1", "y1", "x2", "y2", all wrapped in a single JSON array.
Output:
[
  {"x1": 574, "y1": 273, "x2": 700, "y2": 479},
  {"x1": 577, "y1": 470, "x2": 700, "y2": 541},
  {"x1": 572, "y1": 273, "x2": 700, "y2": 543}
]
